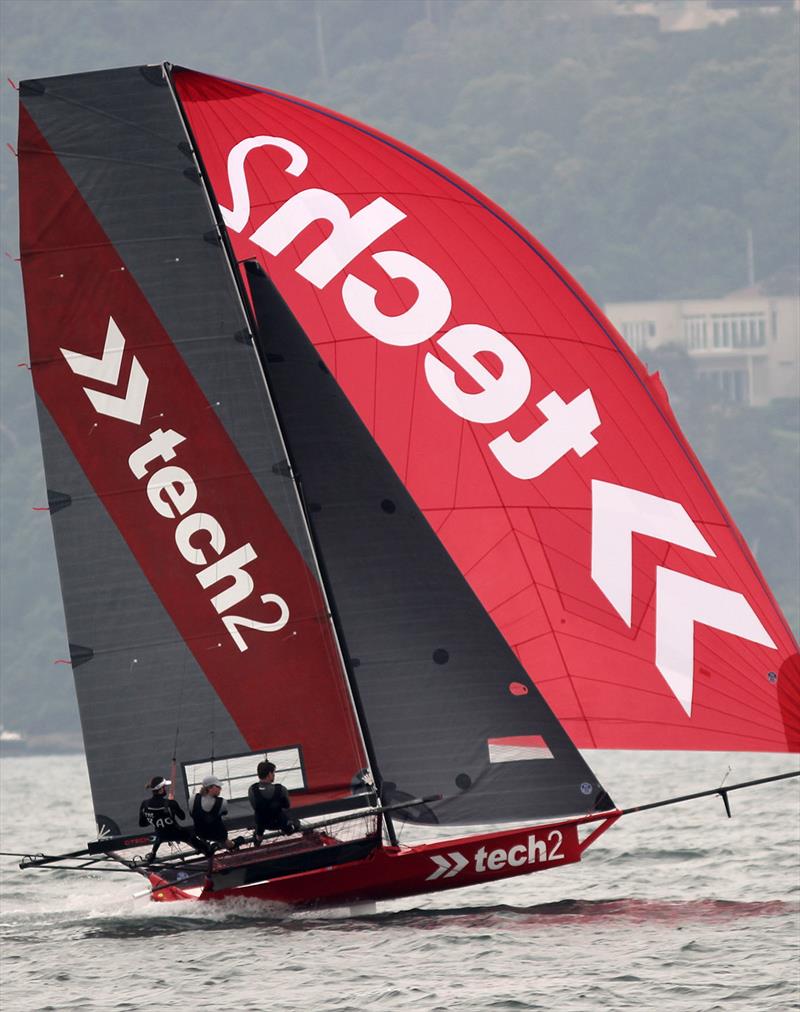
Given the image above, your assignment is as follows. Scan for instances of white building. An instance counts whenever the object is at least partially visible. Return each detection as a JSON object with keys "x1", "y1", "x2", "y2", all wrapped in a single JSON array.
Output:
[
  {"x1": 615, "y1": 0, "x2": 799, "y2": 34},
  {"x1": 604, "y1": 287, "x2": 800, "y2": 406}
]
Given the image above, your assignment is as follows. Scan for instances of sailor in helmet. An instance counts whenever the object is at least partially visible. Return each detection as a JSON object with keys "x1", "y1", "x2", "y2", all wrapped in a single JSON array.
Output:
[{"x1": 139, "y1": 776, "x2": 211, "y2": 864}]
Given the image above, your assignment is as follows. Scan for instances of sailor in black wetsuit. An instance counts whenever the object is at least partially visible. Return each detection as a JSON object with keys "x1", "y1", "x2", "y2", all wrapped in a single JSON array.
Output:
[
  {"x1": 138, "y1": 776, "x2": 211, "y2": 863},
  {"x1": 248, "y1": 761, "x2": 297, "y2": 843},
  {"x1": 191, "y1": 776, "x2": 235, "y2": 852}
]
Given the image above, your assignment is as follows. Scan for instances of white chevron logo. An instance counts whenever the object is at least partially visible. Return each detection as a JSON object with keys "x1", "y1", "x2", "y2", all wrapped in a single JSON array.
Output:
[
  {"x1": 426, "y1": 851, "x2": 468, "y2": 880},
  {"x1": 592, "y1": 480, "x2": 776, "y2": 715},
  {"x1": 60, "y1": 316, "x2": 149, "y2": 425}
]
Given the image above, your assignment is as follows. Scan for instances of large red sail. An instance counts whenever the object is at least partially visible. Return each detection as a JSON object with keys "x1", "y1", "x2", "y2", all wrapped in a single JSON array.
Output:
[{"x1": 174, "y1": 67, "x2": 799, "y2": 754}]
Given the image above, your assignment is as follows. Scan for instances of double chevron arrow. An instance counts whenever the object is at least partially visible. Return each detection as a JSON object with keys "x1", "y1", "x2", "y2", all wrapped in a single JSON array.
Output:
[
  {"x1": 426, "y1": 851, "x2": 469, "y2": 880},
  {"x1": 592, "y1": 480, "x2": 775, "y2": 716},
  {"x1": 60, "y1": 316, "x2": 149, "y2": 426}
]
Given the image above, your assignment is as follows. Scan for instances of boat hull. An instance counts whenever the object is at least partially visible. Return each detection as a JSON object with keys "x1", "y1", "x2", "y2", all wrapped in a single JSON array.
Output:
[{"x1": 149, "y1": 814, "x2": 618, "y2": 908}]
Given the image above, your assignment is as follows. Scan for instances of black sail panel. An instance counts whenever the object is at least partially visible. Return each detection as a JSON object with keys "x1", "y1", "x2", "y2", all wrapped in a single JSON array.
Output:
[
  {"x1": 18, "y1": 66, "x2": 368, "y2": 837},
  {"x1": 245, "y1": 262, "x2": 613, "y2": 824}
]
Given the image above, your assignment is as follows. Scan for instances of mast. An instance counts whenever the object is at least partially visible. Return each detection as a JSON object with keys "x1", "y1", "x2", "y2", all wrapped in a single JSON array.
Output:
[{"x1": 162, "y1": 63, "x2": 397, "y2": 842}]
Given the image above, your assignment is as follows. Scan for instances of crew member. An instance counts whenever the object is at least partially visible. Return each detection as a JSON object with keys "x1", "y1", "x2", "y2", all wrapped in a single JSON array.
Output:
[
  {"x1": 191, "y1": 776, "x2": 235, "y2": 852},
  {"x1": 139, "y1": 776, "x2": 211, "y2": 863},
  {"x1": 248, "y1": 761, "x2": 297, "y2": 843}
]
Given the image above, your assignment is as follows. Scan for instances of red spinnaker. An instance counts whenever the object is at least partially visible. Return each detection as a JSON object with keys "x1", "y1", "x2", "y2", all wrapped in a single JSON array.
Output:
[{"x1": 175, "y1": 68, "x2": 799, "y2": 753}]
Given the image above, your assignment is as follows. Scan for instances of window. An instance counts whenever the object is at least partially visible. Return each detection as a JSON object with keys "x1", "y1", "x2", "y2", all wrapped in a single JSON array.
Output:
[
  {"x1": 683, "y1": 315, "x2": 707, "y2": 349},
  {"x1": 709, "y1": 312, "x2": 766, "y2": 349},
  {"x1": 182, "y1": 747, "x2": 306, "y2": 802},
  {"x1": 621, "y1": 319, "x2": 656, "y2": 352}
]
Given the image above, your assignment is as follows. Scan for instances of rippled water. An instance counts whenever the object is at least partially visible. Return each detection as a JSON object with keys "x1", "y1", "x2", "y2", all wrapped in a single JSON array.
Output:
[{"x1": 1, "y1": 753, "x2": 798, "y2": 1011}]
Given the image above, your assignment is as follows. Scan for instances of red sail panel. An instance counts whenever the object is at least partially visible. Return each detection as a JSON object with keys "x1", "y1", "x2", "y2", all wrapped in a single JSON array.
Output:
[
  {"x1": 175, "y1": 68, "x2": 799, "y2": 753},
  {"x1": 18, "y1": 99, "x2": 367, "y2": 806}
]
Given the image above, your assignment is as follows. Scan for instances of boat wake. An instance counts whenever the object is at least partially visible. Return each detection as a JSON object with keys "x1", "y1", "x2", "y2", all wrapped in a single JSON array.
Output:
[
  {"x1": 3, "y1": 885, "x2": 795, "y2": 944},
  {"x1": 352, "y1": 896, "x2": 797, "y2": 929}
]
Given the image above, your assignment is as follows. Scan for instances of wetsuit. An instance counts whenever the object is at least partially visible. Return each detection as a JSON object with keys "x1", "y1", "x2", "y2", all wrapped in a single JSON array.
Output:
[
  {"x1": 138, "y1": 793, "x2": 210, "y2": 860},
  {"x1": 191, "y1": 793, "x2": 230, "y2": 845},
  {"x1": 248, "y1": 780, "x2": 294, "y2": 838}
]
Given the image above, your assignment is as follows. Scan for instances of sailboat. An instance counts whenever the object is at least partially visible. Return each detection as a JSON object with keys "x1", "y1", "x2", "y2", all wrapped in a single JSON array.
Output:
[{"x1": 13, "y1": 64, "x2": 798, "y2": 907}]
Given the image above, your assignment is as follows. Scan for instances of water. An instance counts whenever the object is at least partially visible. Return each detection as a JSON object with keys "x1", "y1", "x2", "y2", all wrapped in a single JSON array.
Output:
[{"x1": 1, "y1": 752, "x2": 798, "y2": 1011}]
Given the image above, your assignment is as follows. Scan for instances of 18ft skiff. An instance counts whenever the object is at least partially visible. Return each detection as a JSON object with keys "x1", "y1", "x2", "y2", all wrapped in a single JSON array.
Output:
[{"x1": 12, "y1": 64, "x2": 798, "y2": 906}]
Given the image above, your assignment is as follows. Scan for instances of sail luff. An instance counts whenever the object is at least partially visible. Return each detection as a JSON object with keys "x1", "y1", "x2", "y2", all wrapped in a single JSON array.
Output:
[{"x1": 163, "y1": 64, "x2": 381, "y2": 797}]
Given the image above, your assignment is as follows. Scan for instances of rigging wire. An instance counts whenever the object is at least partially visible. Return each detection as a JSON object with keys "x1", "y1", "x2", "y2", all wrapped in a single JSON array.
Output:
[{"x1": 170, "y1": 654, "x2": 189, "y2": 798}]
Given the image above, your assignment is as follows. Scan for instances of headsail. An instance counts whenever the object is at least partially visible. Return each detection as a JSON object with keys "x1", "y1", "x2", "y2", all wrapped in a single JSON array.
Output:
[
  {"x1": 244, "y1": 261, "x2": 612, "y2": 824},
  {"x1": 173, "y1": 67, "x2": 799, "y2": 755},
  {"x1": 18, "y1": 67, "x2": 369, "y2": 836}
]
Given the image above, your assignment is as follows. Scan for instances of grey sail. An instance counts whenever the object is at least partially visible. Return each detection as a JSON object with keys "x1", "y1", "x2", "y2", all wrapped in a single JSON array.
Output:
[{"x1": 18, "y1": 66, "x2": 368, "y2": 837}]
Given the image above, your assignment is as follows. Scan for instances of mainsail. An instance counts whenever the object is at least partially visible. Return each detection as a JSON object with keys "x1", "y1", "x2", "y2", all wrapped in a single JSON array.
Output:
[
  {"x1": 18, "y1": 67, "x2": 368, "y2": 836},
  {"x1": 17, "y1": 64, "x2": 798, "y2": 844}
]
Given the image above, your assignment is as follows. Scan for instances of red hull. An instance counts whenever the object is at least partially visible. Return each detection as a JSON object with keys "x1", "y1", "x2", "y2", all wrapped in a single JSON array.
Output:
[{"x1": 149, "y1": 814, "x2": 619, "y2": 908}]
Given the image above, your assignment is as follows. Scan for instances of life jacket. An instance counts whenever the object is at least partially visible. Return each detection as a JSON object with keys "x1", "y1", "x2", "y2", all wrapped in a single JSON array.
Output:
[
  {"x1": 191, "y1": 793, "x2": 224, "y2": 835},
  {"x1": 249, "y1": 781, "x2": 289, "y2": 828},
  {"x1": 141, "y1": 795, "x2": 178, "y2": 831}
]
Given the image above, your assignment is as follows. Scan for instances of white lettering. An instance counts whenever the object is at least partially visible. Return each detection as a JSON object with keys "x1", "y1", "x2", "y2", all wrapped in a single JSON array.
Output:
[
  {"x1": 489, "y1": 389, "x2": 601, "y2": 479},
  {"x1": 342, "y1": 250, "x2": 451, "y2": 346},
  {"x1": 426, "y1": 324, "x2": 531, "y2": 423},
  {"x1": 547, "y1": 829, "x2": 564, "y2": 861},
  {"x1": 129, "y1": 428, "x2": 186, "y2": 479},
  {"x1": 223, "y1": 594, "x2": 291, "y2": 652},
  {"x1": 146, "y1": 466, "x2": 197, "y2": 520},
  {"x1": 527, "y1": 834, "x2": 547, "y2": 863},
  {"x1": 507, "y1": 843, "x2": 527, "y2": 867},
  {"x1": 221, "y1": 136, "x2": 308, "y2": 234},
  {"x1": 197, "y1": 543, "x2": 258, "y2": 615},
  {"x1": 175, "y1": 512, "x2": 226, "y2": 566},
  {"x1": 251, "y1": 189, "x2": 405, "y2": 289},
  {"x1": 230, "y1": 134, "x2": 604, "y2": 485},
  {"x1": 487, "y1": 848, "x2": 506, "y2": 871},
  {"x1": 471, "y1": 832, "x2": 567, "y2": 875}
]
